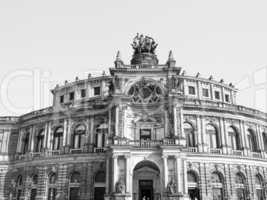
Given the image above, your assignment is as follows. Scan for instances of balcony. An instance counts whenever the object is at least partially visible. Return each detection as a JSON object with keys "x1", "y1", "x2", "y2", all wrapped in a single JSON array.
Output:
[
  {"x1": 113, "y1": 138, "x2": 176, "y2": 148},
  {"x1": 209, "y1": 148, "x2": 222, "y2": 154},
  {"x1": 231, "y1": 149, "x2": 243, "y2": 156},
  {"x1": 251, "y1": 152, "x2": 262, "y2": 158}
]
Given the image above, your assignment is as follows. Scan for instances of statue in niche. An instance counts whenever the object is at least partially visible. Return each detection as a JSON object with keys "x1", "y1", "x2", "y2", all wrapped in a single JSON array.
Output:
[
  {"x1": 167, "y1": 179, "x2": 177, "y2": 195},
  {"x1": 115, "y1": 178, "x2": 125, "y2": 194},
  {"x1": 114, "y1": 75, "x2": 121, "y2": 90}
]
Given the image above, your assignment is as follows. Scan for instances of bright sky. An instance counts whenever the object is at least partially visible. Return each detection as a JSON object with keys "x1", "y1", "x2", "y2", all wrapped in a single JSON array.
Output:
[{"x1": 0, "y1": 0, "x2": 267, "y2": 115}]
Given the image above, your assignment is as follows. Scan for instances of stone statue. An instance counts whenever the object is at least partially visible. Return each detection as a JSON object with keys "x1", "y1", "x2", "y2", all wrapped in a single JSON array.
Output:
[
  {"x1": 131, "y1": 33, "x2": 158, "y2": 55},
  {"x1": 115, "y1": 179, "x2": 125, "y2": 194},
  {"x1": 167, "y1": 179, "x2": 177, "y2": 194}
]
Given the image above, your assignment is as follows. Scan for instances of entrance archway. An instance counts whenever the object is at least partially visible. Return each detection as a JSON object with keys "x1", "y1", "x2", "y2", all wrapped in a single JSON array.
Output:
[{"x1": 133, "y1": 160, "x2": 161, "y2": 200}]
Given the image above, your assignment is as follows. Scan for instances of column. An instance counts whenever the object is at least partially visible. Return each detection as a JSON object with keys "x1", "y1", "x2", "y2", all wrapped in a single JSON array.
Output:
[
  {"x1": 63, "y1": 119, "x2": 68, "y2": 147},
  {"x1": 240, "y1": 121, "x2": 248, "y2": 156},
  {"x1": 183, "y1": 159, "x2": 188, "y2": 195},
  {"x1": 219, "y1": 118, "x2": 226, "y2": 154},
  {"x1": 115, "y1": 106, "x2": 119, "y2": 136},
  {"x1": 125, "y1": 155, "x2": 131, "y2": 194},
  {"x1": 90, "y1": 117, "x2": 94, "y2": 144},
  {"x1": 163, "y1": 155, "x2": 168, "y2": 188},
  {"x1": 46, "y1": 122, "x2": 52, "y2": 150},
  {"x1": 105, "y1": 157, "x2": 110, "y2": 194},
  {"x1": 16, "y1": 129, "x2": 23, "y2": 153},
  {"x1": 173, "y1": 105, "x2": 178, "y2": 137},
  {"x1": 113, "y1": 155, "x2": 118, "y2": 192},
  {"x1": 196, "y1": 115, "x2": 202, "y2": 152},
  {"x1": 175, "y1": 156, "x2": 183, "y2": 193},
  {"x1": 201, "y1": 116, "x2": 207, "y2": 152},
  {"x1": 30, "y1": 126, "x2": 35, "y2": 152}
]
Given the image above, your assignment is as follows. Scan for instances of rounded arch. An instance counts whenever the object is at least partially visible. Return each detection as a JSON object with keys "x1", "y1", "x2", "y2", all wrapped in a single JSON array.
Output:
[
  {"x1": 247, "y1": 128, "x2": 258, "y2": 152},
  {"x1": 133, "y1": 160, "x2": 160, "y2": 172},
  {"x1": 48, "y1": 172, "x2": 57, "y2": 184},
  {"x1": 187, "y1": 170, "x2": 199, "y2": 183},
  {"x1": 211, "y1": 171, "x2": 224, "y2": 183},
  {"x1": 94, "y1": 171, "x2": 106, "y2": 183},
  {"x1": 228, "y1": 125, "x2": 241, "y2": 150},
  {"x1": 184, "y1": 122, "x2": 196, "y2": 147},
  {"x1": 70, "y1": 171, "x2": 81, "y2": 183},
  {"x1": 126, "y1": 78, "x2": 165, "y2": 104},
  {"x1": 206, "y1": 123, "x2": 220, "y2": 149},
  {"x1": 235, "y1": 172, "x2": 246, "y2": 184},
  {"x1": 124, "y1": 77, "x2": 166, "y2": 95}
]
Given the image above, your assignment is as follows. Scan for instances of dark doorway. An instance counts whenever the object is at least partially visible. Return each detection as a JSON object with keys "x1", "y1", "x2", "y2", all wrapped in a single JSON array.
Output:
[
  {"x1": 188, "y1": 188, "x2": 200, "y2": 200},
  {"x1": 139, "y1": 180, "x2": 153, "y2": 200},
  {"x1": 94, "y1": 187, "x2": 105, "y2": 200},
  {"x1": 69, "y1": 187, "x2": 80, "y2": 200}
]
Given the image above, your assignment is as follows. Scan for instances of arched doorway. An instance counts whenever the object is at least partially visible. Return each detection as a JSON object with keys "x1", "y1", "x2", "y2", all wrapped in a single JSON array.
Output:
[{"x1": 133, "y1": 160, "x2": 161, "y2": 200}]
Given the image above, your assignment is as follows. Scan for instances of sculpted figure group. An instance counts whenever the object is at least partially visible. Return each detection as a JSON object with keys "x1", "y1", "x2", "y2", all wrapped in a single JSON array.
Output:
[{"x1": 131, "y1": 33, "x2": 158, "y2": 55}]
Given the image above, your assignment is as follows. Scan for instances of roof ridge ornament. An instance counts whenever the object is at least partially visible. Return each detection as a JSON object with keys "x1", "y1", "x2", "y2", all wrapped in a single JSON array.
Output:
[
  {"x1": 166, "y1": 50, "x2": 176, "y2": 68},
  {"x1": 114, "y1": 50, "x2": 124, "y2": 68}
]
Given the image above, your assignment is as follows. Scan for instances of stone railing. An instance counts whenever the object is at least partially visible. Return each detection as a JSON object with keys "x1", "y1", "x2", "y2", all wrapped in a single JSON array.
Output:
[
  {"x1": 231, "y1": 150, "x2": 243, "y2": 156},
  {"x1": 209, "y1": 148, "x2": 223, "y2": 154},
  {"x1": 113, "y1": 138, "x2": 176, "y2": 148}
]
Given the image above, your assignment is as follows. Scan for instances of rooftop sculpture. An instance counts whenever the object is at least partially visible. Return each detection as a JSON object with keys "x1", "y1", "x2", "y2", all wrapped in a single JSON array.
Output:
[{"x1": 131, "y1": 33, "x2": 158, "y2": 55}]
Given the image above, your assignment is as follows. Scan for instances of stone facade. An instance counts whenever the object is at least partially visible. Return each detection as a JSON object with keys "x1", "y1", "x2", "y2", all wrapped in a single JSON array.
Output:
[{"x1": 0, "y1": 36, "x2": 266, "y2": 200}]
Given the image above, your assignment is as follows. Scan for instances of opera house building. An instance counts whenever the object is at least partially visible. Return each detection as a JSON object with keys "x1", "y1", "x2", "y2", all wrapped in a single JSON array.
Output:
[{"x1": 0, "y1": 35, "x2": 267, "y2": 200}]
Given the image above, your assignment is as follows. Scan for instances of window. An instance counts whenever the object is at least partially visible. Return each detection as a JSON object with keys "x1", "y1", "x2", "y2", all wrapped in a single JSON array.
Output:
[
  {"x1": 60, "y1": 95, "x2": 64, "y2": 103},
  {"x1": 262, "y1": 132, "x2": 267, "y2": 152},
  {"x1": 0, "y1": 130, "x2": 4, "y2": 152},
  {"x1": 47, "y1": 173, "x2": 57, "y2": 200},
  {"x1": 211, "y1": 172, "x2": 224, "y2": 200},
  {"x1": 30, "y1": 175, "x2": 38, "y2": 200},
  {"x1": 188, "y1": 86, "x2": 196, "y2": 95},
  {"x1": 94, "y1": 171, "x2": 106, "y2": 200},
  {"x1": 72, "y1": 125, "x2": 86, "y2": 149},
  {"x1": 69, "y1": 172, "x2": 81, "y2": 200},
  {"x1": 22, "y1": 132, "x2": 30, "y2": 154},
  {"x1": 187, "y1": 171, "x2": 200, "y2": 200},
  {"x1": 184, "y1": 123, "x2": 196, "y2": 147},
  {"x1": 214, "y1": 91, "x2": 220, "y2": 100},
  {"x1": 16, "y1": 175, "x2": 23, "y2": 200},
  {"x1": 225, "y1": 94, "x2": 230, "y2": 102},
  {"x1": 202, "y1": 88, "x2": 209, "y2": 97},
  {"x1": 206, "y1": 124, "x2": 220, "y2": 149},
  {"x1": 80, "y1": 89, "x2": 86, "y2": 98},
  {"x1": 247, "y1": 129, "x2": 258, "y2": 152},
  {"x1": 35, "y1": 129, "x2": 45, "y2": 152},
  {"x1": 52, "y1": 127, "x2": 63, "y2": 150},
  {"x1": 255, "y1": 174, "x2": 264, "y2": 200},
  {"x1": 94, "y1": 87, "x2": 101, "y2": 96},
  {"x1": 236, "y1": 173, "x2": 247, "y2": 200},
  {"x1": 69, "y1": 92, "x2": 75, "y2": 101},
  {"x1": 228, "y1": 126, "x2": 241, "y2": 150},
  {"x1": 140, "y1": 129, "x2": 151, "y2": 140}
]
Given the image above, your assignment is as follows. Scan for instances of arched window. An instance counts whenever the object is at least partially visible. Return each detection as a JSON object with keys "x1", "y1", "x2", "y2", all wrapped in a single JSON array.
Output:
[
  {"x1": 184, "y1": 123, "x2": 196, "y2": 147},
  {"x1": 211, "y1": 172, "x2": 224, "y2": 200},
  {"x1": 35, "y1": 129, "x2": 45, "y2": 152},
  {"x1": 47, "y1": 173, "x2": 57, "y2": 200},
  {"x1": 52, "y1": 127, "x2": 63, "y2": 150},
  {"x1": 69, "y1": 172, "x2": 81, "y2": 200},
  {"x1": 94, "y1": 171, "x2": 106, "y2": 200},
  {"x1": 235, "y1": 172, "x2": 247, "y2": 200},
  {"x1": 22, "y1": 131, "x2": 30, "y2": 154},
  {"x1": 16, "y1": 175, "x2": 23, "y2": 200},
  {"x1": 95, "y1": 123, "x2": 108, "y2": 148},
  {"x1": 206, "y1": 124, "x2": 220, "y2": 149},
  {"x1": 128, "y1": 80, "x2": 163, "y2": 104},
  {"x1": 187, "y1": 171, "x2": 200, "y2": 200},
  {"x1": 72, "y1": 125, "x2": 86, "y2": 149},
  {"x1": 247, "y1": 129, "x2": 258, "y2": 152},
  {"x1": 30, "y1": 175, "x2": 38, "y2": 200},
  {"x1": 228, "y1": 126, "x2": 241, "y2": 150},
  {"x1": 262, "y1": 132, "x2": 267, "y2": 152},
  {"x1": 255, "y1": 174, "x2": 264, "y2": 200}
]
